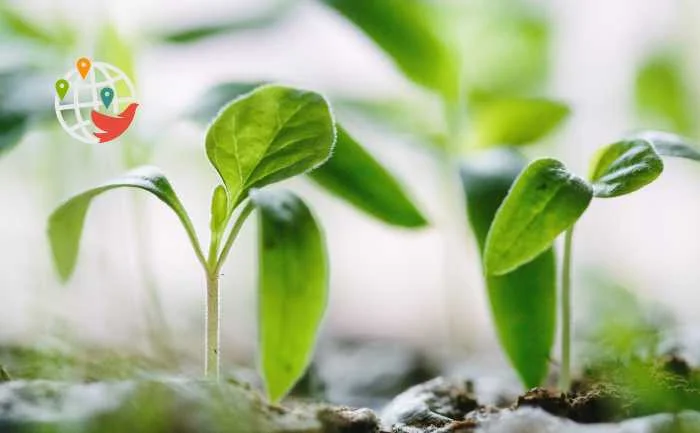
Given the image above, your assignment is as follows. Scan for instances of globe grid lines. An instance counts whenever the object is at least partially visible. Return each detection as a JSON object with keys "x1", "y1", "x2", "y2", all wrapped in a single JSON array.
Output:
[{"x1": 54, "y1": 62, "x2": 136, "y2": 144}]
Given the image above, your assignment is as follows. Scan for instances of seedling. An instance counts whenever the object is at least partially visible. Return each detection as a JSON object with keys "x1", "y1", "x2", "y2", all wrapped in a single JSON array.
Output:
[
  {"x1": 47, "y1": 85, "x2": 337, "y2": 402},
  {"x1": 192, "y1": 1, "x2": 570, "y2": 390},
  {"x1": 483, "y1": 130, "x2": 700, "y2": 391}
]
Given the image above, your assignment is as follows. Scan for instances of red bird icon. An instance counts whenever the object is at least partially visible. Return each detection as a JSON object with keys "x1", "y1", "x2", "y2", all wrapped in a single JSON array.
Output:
[{"x1": 91, "y1": 103, "x2": 139, "y2": 143}]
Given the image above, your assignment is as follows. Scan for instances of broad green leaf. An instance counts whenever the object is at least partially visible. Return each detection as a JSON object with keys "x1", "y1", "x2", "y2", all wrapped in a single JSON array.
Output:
[
  {"x1": 589, "y1": 139, "x2": 664, "y2": 198},
  {"x1": 205, "y1": 85, "x2": 335, "y2": 209},
  {"x1": 252, "y1": 189, "x2": 328, "y2": 402},
  {"x1": 190, "y1": 82, "x2": 264, "y2": 124},
  {"x1": 460, "y1": 149, "x2": 556, "y2": 388},
  {"x1": 484, "y1": 158, "x2": 592, "y2": 275},
  {"x1": 322, "y1": 0, "x2": 458, "y2": 99},
  {"x1": 48, "y1": 166, "x2": 201, "y2": 281},
  {"x1": 467, "y1": 98, "x2": 570, "y2": 148},
  {"x1": 0, "y1": 112, "x2": 28, "y2": 156},
  {"x1": 309, "y1": 127, "x2": 427, "y2": 228},
  {"x1": 635, "y1": 130, "x2": 700, "y2": 162},
  {"x1": 635, "y1": 54, "x2": 693, "y2": 135}
]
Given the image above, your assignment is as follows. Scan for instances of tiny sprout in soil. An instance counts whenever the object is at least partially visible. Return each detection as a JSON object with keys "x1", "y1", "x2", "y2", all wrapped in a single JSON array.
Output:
[{"x1": 483, "y1": 130, "x2": 700, "y2": 391}]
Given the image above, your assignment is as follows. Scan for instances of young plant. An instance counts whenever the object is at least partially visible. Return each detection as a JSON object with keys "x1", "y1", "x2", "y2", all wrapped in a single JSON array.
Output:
[
  {"x1": 483, "y1": 131, "x2": 700, "y2": 391},
  {"x1": 188, "y1": 1, "x2": 569, "y2": 390},
  {"x1": 318, "y1": 0, "x2": 568, "y2": 390},
  {"x1": 47, "y1": 85, "x2": 337, "y2": 402}
]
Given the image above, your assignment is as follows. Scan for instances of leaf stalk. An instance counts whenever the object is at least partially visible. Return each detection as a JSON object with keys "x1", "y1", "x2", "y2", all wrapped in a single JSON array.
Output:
[{"x1": 559, "y1": 227, "x2": 574, "y2": 391}]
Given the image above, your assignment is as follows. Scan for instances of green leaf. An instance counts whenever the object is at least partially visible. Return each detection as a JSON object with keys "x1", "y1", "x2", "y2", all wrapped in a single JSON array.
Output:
[
  {"x1": 0, "y1": 5, "x2": 54, "y2": 44},
  {"x1": 97, "y1": 24, "x2": 136, "y2": 85},
  {"x1": 252, "y1": 189, "x2": 328, "y2": 402},
  {"x1": 205, "y1": 85, "x2": 336, "y2": 209},
  {"x1": 96, "y1": 23, "x2": 148, "y2": 167},
  {"x1": 322, "y1": 0, "x2": 458, "y2": 99},
  {"x1": 48, "y1": 166, "x2": 202, "y2": 281},
  {"x1": 309, "y1": 126, "x2": 427, "y2": 228},
  {"x1": 0, "y1": 112, "x2": 28, "y2": 156},
  {"x1": 589, "y1": 139, "x2": 664, "y2": 198},
  {"x1": 460, "y1": 149, "x2": 556, "y2": 388},
  {"x1": 210, "y1": 185, "x2": 228, "y2": 234},
  {"x1": 440, "y1": 3, "x2": 550, "y2": 97},
  {"x1": 487, "y1": 252, "x2": 556, "y2": 387},
  {"x1": 635, "y1": 54, "x2": 693, "y2": 135},
  {"x1": 468, "y1": 98, "x2": 570, "y2": 148},
  {"x1": 634, "y1": 130, "x2": 700, "y2": 162},
  {"x1": 332, "y1": 97, "x2": 446, "y2": 147},
  {"x1": 484, "y1": 158, "x2": 592, "y2": 275}
]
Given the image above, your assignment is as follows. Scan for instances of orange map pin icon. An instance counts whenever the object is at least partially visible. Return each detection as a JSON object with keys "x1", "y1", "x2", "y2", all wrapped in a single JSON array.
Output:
[{"x1": 76, "y1": 57, "x2": 91, "y2": 79}]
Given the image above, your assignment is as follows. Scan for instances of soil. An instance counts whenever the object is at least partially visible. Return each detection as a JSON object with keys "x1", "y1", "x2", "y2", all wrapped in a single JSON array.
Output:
[
  {"x1": 513, "y1": 354, "x2": 700, "y2": 424},
  {"x1": 2, "y1": 344, "x2": 700, "y2": 432}
]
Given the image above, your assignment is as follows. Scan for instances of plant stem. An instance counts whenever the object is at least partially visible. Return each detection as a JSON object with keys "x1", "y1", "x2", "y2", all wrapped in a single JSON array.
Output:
[
  {"x1": 440, "y1": 94, "x2": 471, "y2": 355},
  {"x1": 202, "y1": 200, "x2": 255, "y2": 379},
  {"x1": 215, "y1": 201, "x2": 255, "y2": 274},
  {"x1": 560, "y1": 227, "x2": 574, "y2": 392},
  {"x1": 205, "y1": 270, "x2": 220, "y2": 378}
]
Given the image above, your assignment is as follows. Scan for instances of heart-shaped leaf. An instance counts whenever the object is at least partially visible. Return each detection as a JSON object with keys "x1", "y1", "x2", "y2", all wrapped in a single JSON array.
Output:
[
  {"x1": 460, "y1": 149, "x2": 556, "y2": 388},
  {"x1": 206, "y1": 85, "x2": 336, "y2": 209},
  {"x1": 309, "y1": 126, "x2": 427, "y2": 228},
  {"x1": 322, "y1": 0, "x2": 458, "y2": 99},
  {"x1": 589, "y1": 139, "x2": 664, "y2": 198},
  {"x1": 252, "y1": 189, "x2": 328, "y2": 402},
  {"x1": 634, "y1": 130, "x2": 700, "y2": 162},
  {"x1": 48, "y1": 166, "x2": 202, "y2": 281},
  {"x1": 484, "y1": 158, "x2": 592, "y2": 275},
  {"x1": 468, "y1": 98, "x2": 570, "y2": 148}
]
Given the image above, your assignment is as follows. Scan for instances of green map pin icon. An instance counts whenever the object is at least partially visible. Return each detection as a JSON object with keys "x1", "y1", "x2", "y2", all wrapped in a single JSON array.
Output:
[
  {"x1": 100, "y1": 87, "x2": 114, "y2": 109},
  {"x1": 55, "y1": 79, "x2": 69, "y2": 100}
]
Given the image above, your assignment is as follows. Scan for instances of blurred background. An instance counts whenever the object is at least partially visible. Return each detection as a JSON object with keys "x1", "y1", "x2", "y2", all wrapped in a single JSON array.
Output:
[{"x1": 2, "y1": 0, "x2": 700, "y2": 392}]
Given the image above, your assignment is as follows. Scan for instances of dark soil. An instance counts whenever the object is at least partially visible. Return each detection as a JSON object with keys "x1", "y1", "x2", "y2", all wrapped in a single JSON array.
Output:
[{"x1": 513, "y1": 354, "x2": 700, "y2": 424}]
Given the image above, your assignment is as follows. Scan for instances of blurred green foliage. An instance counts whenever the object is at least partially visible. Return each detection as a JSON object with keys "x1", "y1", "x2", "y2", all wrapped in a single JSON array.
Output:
[
  {"x1": 309, "y1": 127, "x2": 427, "y2": 227},
  {"x1": 467, "y1": 97, "x2": 569, "y2": 148},
  {"x1": 579, "y1": 276, "x2": 671, "y2": 363},
  {"x1": 635, "y1": 53, "x2": 695, "y2": 136},
  {"x1": 157, "y1": 0, "x2": 294, "y2": 43},
  {"x1": 323, "y1": 0, "x2": 459, "y2": 100}
]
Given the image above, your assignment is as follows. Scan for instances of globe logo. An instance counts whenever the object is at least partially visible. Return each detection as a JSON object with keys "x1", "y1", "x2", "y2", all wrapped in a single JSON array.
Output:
[{"x1": 54, "y1": 57, "x2": 139, "y2": 144}]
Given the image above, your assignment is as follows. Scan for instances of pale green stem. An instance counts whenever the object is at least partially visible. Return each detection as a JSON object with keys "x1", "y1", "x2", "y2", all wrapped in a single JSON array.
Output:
[
  {"x1": 202, "y1": 200, "x2": 255, "y2": 379},
  {"x1": 440, "y1": 93, "x2": 470, "y2": 354},
  {"x1": 560, "y1": 227, "x2": 574, "y2": 392},
  {"x1": 205, "y1": 270, "x2": 220, "y2": 378},
  {"x1": 182, "y1": 218, "x2": 207, "y2": 269}
]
